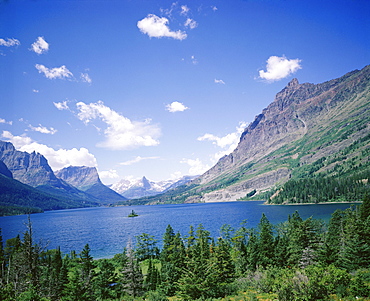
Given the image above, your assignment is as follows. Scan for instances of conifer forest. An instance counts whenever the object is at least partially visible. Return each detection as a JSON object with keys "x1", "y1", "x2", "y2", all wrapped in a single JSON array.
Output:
[{"x1": 1, "y1": 196, "x2": 370, "y2": 300}]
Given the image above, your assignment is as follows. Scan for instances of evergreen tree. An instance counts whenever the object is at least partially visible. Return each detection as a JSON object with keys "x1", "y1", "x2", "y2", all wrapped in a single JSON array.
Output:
[
  {"x1": 246, "y1": 228, "x2": 259, "y2": 271},
  {"x1": 121, "y1": 240, "x2": 143, "y2": 297},
  {"x1": 160, "y1": 225, "x2": 185, "y2": 296},
  {"x1": 257, "y1": 213, "x2": 275, "y2": 267},
  {"x1": 80, "y1": 243, "x2": 95, "y2": 297},
  {"x1": 93, "y1": 259, "x2": 116, "y2": 300},
  {"x1": 144, "y1": 259, "x2": 160, "y2": 291},
  {"x1": 135, "y1": 233, "x2": 159, "y2": 261}
]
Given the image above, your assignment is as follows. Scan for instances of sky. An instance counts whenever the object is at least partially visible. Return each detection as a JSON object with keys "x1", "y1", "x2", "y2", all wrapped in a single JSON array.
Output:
[{"x1": 1, "y1": 0, "x2": 369, "y2": 185}]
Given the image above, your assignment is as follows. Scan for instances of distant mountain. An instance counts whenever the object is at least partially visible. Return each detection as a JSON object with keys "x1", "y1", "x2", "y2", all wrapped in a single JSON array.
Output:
[
  {"x1": 139, "y1": 65, "x2": 370, "y2": 204},
  {"x1": 0, "y1": 141, "x2": 101, "y2": 207},
  {"x1": 55, "y1": 166, "x2": 127, "y2": 204},
  {"x1": 0, "y1": 173, "x2": 97, "y2": 216},
  {"x1": 111, "y1": 176, "x2": 196, "y2": 199}
]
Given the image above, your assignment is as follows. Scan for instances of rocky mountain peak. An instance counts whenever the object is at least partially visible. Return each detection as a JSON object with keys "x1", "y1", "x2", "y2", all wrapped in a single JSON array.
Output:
[
  {"x1": 287, "y1": 78, "x2": 299, "y2": 88},
  {"x1": 0, "y1": 141, "x2": 60, "y2": 187},
  {"x1": 55, "y1": 166, "x2": 101, "y2": 190},
  {"x1": 189, "y1": 65, "x2": 370, "y2": 202}
]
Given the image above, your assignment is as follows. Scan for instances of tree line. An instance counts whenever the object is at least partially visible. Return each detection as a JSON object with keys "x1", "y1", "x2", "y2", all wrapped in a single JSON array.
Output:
[{"x1": 1, "y1": 196, "x2": 370, "y2": 300}]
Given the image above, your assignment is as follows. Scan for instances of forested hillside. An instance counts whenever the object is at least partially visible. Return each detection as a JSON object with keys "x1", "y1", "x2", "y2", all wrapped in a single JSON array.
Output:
[{"x1": 1, "y1": 196, "x2": 370, "y2": 300}]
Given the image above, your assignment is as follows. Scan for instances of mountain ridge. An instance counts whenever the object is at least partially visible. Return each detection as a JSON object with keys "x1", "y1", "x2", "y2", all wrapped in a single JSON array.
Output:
[
  {"x1": 55, "y1": 166, "x2": 127, "y2": 204},
  {"x1": 137, "y1": 65, "x2": 370, "y2": 204}
]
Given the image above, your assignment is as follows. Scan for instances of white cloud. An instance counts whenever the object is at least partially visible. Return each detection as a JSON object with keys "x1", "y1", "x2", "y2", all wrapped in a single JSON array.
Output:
[
  {"x1": 53, "y1": 100, "x2": 69, "y2": 110},
  {"x1": 212, "y1": 6, "x2": 218, "y2": 11},
  {"x1": 0, "y1": 118, "x2": 12, "y2": 125},
  {"x1": 30, "y1": 36, "x2": 49, "y2": 54},
  {"x1": 99, "y1": 169, "x2": 119, "y2": 180},
  {"x1": 28, "y1": 124, "x2": 57, "y2": 135},
  {"x1": 184, "y1": 18, "x2": 198, "y2": 29},
  {"x1": 35, "y1": 64, "x2": 73, "y2": 80},
  {"x1": 2, "y1": 131, "x2": 97, "y2": 170},
  {"x1": 80, "y1": 72, "x2": 92, "y2": 84},
  {"x1": 166, "y1": 101, "x2": 189, "y2": 113},
  {"x1": 120, "y1": 156, "x2": 160, "y2": 166},
  {"x1": 259, "y1": 55, "x2": 302, "y2": 82},
  {"x1": 214, "y1": 79, "x2": 225, "y2": 84},
  {"x1": 198, "y1": 121, "x2": 247, "y2": 162},
  {"x1": 180, "y1": 5, "x2": 190, "y2": 15},
  {"x1": 32, "y1": 89, "x2": 39, "y2": 93},
  {"x1": 0, "y1": 38, "x2": 20, "y2": 47},
  {"x1": 180, "y1": 158, "x2": 210, "y2": 176},
  {"x1": 76, "y1": 101, "x2": 161, "y2": 150},
  {"x1": 137, "y1": 14, "x2": 187, "y2": 40}
]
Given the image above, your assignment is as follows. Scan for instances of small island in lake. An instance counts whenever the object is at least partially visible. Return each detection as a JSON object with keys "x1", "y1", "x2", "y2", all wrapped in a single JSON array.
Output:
[{"x1": 128, "y1": 210, "x2": 138, "y2": 217}]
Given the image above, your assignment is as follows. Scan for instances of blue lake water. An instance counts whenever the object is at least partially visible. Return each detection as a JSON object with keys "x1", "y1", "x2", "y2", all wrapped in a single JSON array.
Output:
[{"x1": 0, "y1": 201, "x2": 359, "y2": 259}]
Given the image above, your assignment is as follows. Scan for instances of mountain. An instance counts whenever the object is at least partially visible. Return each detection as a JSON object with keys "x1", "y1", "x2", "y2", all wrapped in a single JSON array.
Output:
[
  {"x1": 0, "y1": 160, "x2": 12, "y2": 178},
  {"x1": 111, "y1": 176, "x2": 196, "y2": 199},
  {"x1": 139, "y1": 65, "x2": 370, "y2": 204},
  {"x1": 0, "y1": 141, "x2": 101, "y2": 206},
  {"x1": 55, "y1": 166, "x2": 127, "y2": 204}
]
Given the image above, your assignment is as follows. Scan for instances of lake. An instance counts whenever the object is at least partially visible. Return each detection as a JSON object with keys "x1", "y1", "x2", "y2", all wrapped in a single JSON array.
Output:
[{"x1": 0, "y1": 201, "x2": 359, "y2": 259}]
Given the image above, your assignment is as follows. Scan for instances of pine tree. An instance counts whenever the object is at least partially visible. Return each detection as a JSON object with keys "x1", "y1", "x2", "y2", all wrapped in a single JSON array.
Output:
[
  {"x1": 80, "y1": 243, "x2": 95, "y2": 293},
  {"x1": 121, "y1": 240, "x2": 143, "y2": 297},
  {"x1": 257, "y1": 213, "x2": 275, "y2": 268},
  {"x1": 160, "y1": 226, "x2": 185, "y2": 296},
  {"x1": 135, "y1": 233, "x2": 159, "y2": 261}
]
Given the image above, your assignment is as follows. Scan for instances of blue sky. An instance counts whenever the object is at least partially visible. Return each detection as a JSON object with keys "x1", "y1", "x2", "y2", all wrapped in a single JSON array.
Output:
[{"x1": 1, "y1": 0, "x2": 369, "y2": 185}]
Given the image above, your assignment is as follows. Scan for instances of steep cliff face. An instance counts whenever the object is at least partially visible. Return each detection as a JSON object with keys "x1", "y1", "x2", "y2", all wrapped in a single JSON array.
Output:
[
  {"x1": 148, "y1": 65, "x2": 370, "y2": 204},
  {"x1": 55, "y1": 166, "x2": 102, "y2": 190},
  {"x1": 55, "y1": 166, "x2": 127, "y2": 204},
  {"x1": 0, "y1": 141, "x2": 63, "y2": 187}
]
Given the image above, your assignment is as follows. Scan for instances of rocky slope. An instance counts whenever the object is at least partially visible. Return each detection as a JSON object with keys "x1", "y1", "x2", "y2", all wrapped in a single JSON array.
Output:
[
  {"x1": 0, "y1": 141, "x2": 101, "y2": 206},
  {"x1": 142, "y1": 65, "x2": 370, "y2": 204},
  {"x1": 55, "y1": 166, "x2": 127, "y2": 204}
]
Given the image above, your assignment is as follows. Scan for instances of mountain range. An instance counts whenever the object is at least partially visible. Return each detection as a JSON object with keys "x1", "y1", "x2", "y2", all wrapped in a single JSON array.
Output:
[
  {"x1": 110, "y1": 175, "x2": 197, "y2": 199},
  {"x1": 1, "y1": 65, "x2": 369, "y2": 214},
  {"x1": 0, "y1": 140, "x2": 194, "y2": 215},
  {"x1": 0, "y1": 142, "x2": 128, "y2": 215},
  {"x1": 134, "y1": 65, "x2": 370, "y2": 205}
]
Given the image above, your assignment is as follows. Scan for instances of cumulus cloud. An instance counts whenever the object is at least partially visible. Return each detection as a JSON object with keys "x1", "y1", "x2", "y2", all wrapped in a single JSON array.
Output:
[
  {"x1": 184, "y1": 18, "x2": 198, "y2": 29},
  {"x1": 214, "y1": 79, "x2": 225, "y2": 84},
  {"x1": 99, "y1": 169, "x2": 119, "y2": 180},
  {"x1": 120, "y1": 156, "x2": 160, "y2": 166},
  {"x1": 2, "y1": 131, "x2": 97, "y2": 170},
  {"x1": 35, "y1": 64, "x2": 73, "y2": 80},
  {"x1": 30, "y1": 36, "x2": 49, "y2": 54},
  {"x1": 180, "y1": 158, "x2": 210, "y2": 176},
  {"x1": 27, "y1": 124, "x2": 57, "y2": 135},
  {"x1": 76, "y1": 101, "x2": 161, "y2": 150},
  {"x1": 0, "y1": 38, "x2": 20, "y2": 47},
  {"x1": 198, "y1": 121, "x2": 247, "y2": 162},
  {"x1": 80, "y1": 72, "x2": 92, "y2": 84},
  {"x1": 166, "y1": 101, "x2": 189, "y2": 113},
  {"x1": 137, "y1": 14, "x2": 187, "y2": 40},
  {"x1": 0, "y1": 118, "x2": 12, "y2": 125},
  {"x1": 53, "y1": 101, "x2": 69, "y2": 110},
  {"x1": 259, "y1": 55, "x2": 302, "y2": 82}
]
